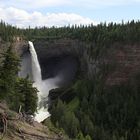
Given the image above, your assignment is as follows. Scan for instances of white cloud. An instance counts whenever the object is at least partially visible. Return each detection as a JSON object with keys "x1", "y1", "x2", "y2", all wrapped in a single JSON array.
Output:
[
  {"x1": 0, "y1": 7, "x2": 96, "y2": 28},
  {"x1": 0, "y1": 0, "x2": 139, "y2": 27}
]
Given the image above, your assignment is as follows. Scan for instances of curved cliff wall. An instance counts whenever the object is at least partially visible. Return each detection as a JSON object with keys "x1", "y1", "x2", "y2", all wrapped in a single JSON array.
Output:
[
  {"x1": 13, "y1": 38, "x2": 140, "y2": 87},
  {"x1": 19, "y1": 39, "x2": 81, "y2": 87}
]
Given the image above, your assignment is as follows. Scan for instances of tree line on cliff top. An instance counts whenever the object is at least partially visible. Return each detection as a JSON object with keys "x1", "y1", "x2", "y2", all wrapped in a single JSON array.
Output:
[{"x1": 0, "y1": 20, "x2": 140, "y2": 44}]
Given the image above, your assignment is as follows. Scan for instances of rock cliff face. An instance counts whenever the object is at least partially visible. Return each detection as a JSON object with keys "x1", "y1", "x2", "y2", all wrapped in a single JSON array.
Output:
[
  {"x1": 20, "y1": 39, "x2": 140, "y2": 86},
  {"x1": 13, "y1": 40, "x2": 28, "y2": 57},
  {"x1": 104, "y1": 43, "x2": 140, "y2": 85},
  {"x1": 0, "y1": 39, "x2": 28, "y2": 57},
  {"x1": 1, "y1": 39, "x2": 140, "y2": 86},
  {"x1": 33, "y1": 39, "x2": 81, "y2": 86}
]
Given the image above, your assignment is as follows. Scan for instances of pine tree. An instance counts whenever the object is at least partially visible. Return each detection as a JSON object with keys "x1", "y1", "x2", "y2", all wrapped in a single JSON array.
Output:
[
  {"x1": 0, "y1": 44, "x2": 20, "y2": 99},
  {"x1": 16, "y1": 77, "x2": 38, "y2": 115}
]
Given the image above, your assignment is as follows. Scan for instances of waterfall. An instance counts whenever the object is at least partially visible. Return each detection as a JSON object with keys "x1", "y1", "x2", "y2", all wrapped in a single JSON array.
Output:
[
  {"x1": 29, "y1": 41, "x2": 59, "y2": 122},
  {"x1": 29, "y1": 41, "x2": 41, "y2": 83}
]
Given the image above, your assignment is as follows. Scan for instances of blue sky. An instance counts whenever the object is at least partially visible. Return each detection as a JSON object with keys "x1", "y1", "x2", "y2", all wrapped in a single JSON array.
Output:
[{"x1": 0, "y1": 0, "x2": 140, "y2": 28}]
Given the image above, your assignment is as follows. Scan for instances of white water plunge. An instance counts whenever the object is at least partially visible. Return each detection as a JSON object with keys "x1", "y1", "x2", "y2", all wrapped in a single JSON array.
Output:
[{"x1": 29, "y1": 41, "x2": 59, "y2": 122}]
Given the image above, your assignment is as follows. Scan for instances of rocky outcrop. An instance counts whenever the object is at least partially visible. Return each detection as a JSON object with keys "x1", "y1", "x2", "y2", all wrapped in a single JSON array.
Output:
[
  {"x1": 49, "y1": 87, "x2": 75, "y2": 103},
  {"x1": 0, "y1": 39, "x2": 28, "y2": 57},
  {"x1": 13, "y1": 40, "x2": 28, "y2": 57}
]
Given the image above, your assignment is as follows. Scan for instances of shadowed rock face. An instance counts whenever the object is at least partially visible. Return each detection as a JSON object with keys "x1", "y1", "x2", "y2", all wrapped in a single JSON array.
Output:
[
  {"x1": 34, "y1": 48, "x2": 79, "y2": 87},
  {"x1": 39, "y1": 55, "x2": 78, "y2": 85},
  {"x1": 33, "y1": 40, "x2": 80, "y2": 86}
]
